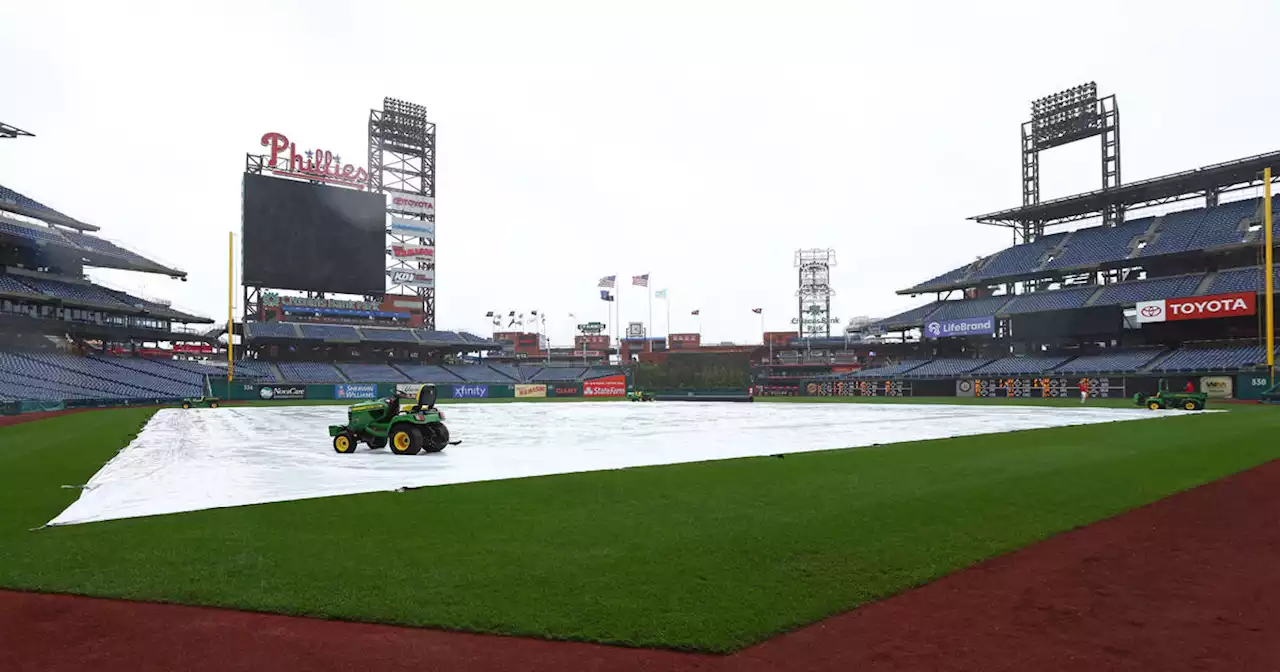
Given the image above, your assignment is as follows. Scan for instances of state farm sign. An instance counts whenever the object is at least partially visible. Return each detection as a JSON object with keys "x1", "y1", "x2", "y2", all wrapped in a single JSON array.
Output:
[{"x1": 1135, "y1": 292, "x2": 1256, "y2": 324}]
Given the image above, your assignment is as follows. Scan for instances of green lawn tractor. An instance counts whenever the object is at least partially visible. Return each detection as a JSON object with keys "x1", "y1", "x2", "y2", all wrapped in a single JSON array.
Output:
[
  {"x1": 328, "y1": 384, "x2": 458, "y2": 455},
  {"x1": 627, "y1": 390, "x2": 655, "y2": 402},
  {"x1": 180, "y1": 396, "x2": 221, "y2": 409},
  {"x1": 1133, "y1": 380, "x2": 1209, "y2": 411}
]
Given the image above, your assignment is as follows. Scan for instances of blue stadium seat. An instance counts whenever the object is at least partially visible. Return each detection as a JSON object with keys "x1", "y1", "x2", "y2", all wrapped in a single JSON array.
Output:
[
  {"x1": 336, "y1": 363, "x2": 410, "y2": 382},
  {"x1": 970, "y1": 232, "x2": 1067, "y2": 281},
  {"x1": 971, "y1": 356, "x2": 1070, "y2": 375},
  {"x1": 1041, "y1": 218, "x2": 1150, "y2": 270},
  {"x1": 277, "y1": 362, "x2": 342, "y2": 382},
  {"x1": 925, "y1": 296, "x2": 1011, "y2": 322},
  {"x1": 0, "y1": 218, "x2": 72, "y2": 245},
  {"x1": 1206, "y1": 266, "x2": 1280, "y2": 295},
  {"x1": 360, "y1": 327, "x2": 420, "y2": 343},
  {"x1": 870, "y1": 302, "x2": 941, "y2": 330},
  {"x1": 1052, "y1": 349, "x2": 1167, "y2": 374},
  {"x1": 1091, "y1": 274, "x2": 1203, "y2": 306},
  {"x1": 486, "y1": 363, "x2": 526, "y2": 381},
  {"x1": 848, "y1": 360, "x2": 929, "y2": 377},
  {"x1": 999, "y1": 286, "x2": 1097, "y2": 315},
  {"x1": 299, "y1": 323, "x2": 360, "y2": 341},
  {"x1": 1149, "y1": 345, "x2": 1272, "y2": 373},
  {"x1": 245, "y1": 322, "x2": 302, "y2": 339},
  {"x1": 903, "y1": 358, "x2": 990, "y2": 377},
  {"x1": 393, "y1": 364, "x2": 465, "y2": 383},
  {"x1": 0, "y1": 184, "x2": 82, "y2": 224},
  {"x1": 18, "y1": 277, "x2": 130, "y2": 307},
  {"x1": 0, "y1": 275, "x2": 37, "y2": 295},
  {"x1": 441, "y1": 364, "x2": 517, "y2": 383},
  {"x1": 532, "y1": 367, "x2": 587, "y2": 382}
]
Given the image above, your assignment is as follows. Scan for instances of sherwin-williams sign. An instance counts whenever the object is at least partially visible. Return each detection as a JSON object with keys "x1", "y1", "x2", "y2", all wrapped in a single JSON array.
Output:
[
  {"x1": 924, "y1": 316, "x2": 995, "y2": 339},
  {"x1": 335, "y1": 384, "x2": 377, "y2": 399}
]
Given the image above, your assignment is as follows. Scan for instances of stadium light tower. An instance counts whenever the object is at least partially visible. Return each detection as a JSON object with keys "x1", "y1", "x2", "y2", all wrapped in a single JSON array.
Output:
[
  {"x1": 1021, "y1": 82, "x2": 1121, "y2": 239},
  {"x1": 795, "y1": 248, "x2": 836, "y2": 339},
  {"x1": 370, "y1": 98, "x2": 436, "y2": 329}
]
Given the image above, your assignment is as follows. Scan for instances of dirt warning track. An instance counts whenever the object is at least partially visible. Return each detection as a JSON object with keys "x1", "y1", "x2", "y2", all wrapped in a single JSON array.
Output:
[{"x1": 3, "y1": 460, "x2": 1278, "y2": 671}]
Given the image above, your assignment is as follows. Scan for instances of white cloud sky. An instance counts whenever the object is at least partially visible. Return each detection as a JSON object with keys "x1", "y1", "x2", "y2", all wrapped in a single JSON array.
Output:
[{"x1": 2, "y1": 0, "x2": 1278, "y2": 346}]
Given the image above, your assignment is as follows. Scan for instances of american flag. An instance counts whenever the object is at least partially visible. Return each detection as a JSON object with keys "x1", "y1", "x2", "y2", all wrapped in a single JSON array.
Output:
[
  {"x1": 751, "y1": 308, "x2": 762, "y2": 314},
  {"x1": 598, "y1": 275, "x2": 616, "y2": 288},
  {"x1": 632, "y1": 273, "x2": 649, "y2": 287},
  {"x1": 691, "y1": 309, "x2": 700, "y2": 316}
]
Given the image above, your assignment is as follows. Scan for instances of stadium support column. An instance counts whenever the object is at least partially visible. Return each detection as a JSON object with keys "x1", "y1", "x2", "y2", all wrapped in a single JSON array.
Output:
[
  {"x1": 370, "y1": 98, "x2": 436, "y2": 329},
  {"x1": 1266, "y1": 168, "x2": 1275, "y2": 386}
]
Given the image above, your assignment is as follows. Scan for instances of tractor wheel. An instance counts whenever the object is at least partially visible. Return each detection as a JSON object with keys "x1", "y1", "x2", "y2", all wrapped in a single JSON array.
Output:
[
  {"x1": 369, "y1": 437, "x2": 388, "y2": 449},
  {"x1": 1184, "y1": 400, "x2": 1201, "y2": 411},
  {"x1": 181, "y1": 402, "x2": 191, "y2": 409},
  {"x1": 209, "y1": 402, "x2": 219, "y2": 409},
  {"x1": 1148, "y1": 401, "x2": 1162, "y2": 411},
  {"x1": 389, "y1": 426, "x2": 423, "y2": 455},
  {"x1": 422, "y1": 423, "x2": 450, "y2": 453},
  {"x1": 333, "y1": 432, "x2": 358, "y2": 454}
]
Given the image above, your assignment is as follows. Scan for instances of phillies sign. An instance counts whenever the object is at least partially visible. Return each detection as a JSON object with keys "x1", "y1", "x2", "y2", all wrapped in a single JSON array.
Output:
[
  {"x1": 1135, "y1": 292, "x2": 1256, "y2": 324},
  {"x1": 260, "y1": 132, "x2": 369, "y2": 189},
  {"x1": 387, "y1": 190, "x2": 435, "y2": 215}
]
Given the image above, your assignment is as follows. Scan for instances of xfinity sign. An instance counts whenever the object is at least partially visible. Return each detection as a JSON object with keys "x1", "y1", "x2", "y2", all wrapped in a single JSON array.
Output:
[{"x1": 924, "y1": 316, "x2": 995, "y2": 339}]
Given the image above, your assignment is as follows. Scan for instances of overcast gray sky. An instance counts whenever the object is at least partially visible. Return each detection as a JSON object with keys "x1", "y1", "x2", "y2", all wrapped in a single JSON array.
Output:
[{"x1": 3, "y1": 0, "x2": 1278, "y2": 346}]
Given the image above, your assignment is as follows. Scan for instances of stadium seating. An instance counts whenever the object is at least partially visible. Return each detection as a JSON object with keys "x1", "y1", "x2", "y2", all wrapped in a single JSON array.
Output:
[
  {"x1": 441, "y1": 364, "x2": 517, "y2": 383},
  {"x1": 0, "y1": 184, "x2": 81, "y2": 225},
  {"x1": 485, "y1": 363, "x2": 526, "y2": 381},
  {"x1": 971, "y1": 356, "x2": 1071, "y2": 376},
  {"x1": 415, "y1": 330, "x2": 462, "y2": 343},
  {"x1": 925, "y1": 296, "x2": 1011, "y2": 322},
  {"x1": 969, "y1": 232, "x2": 1067, "y2": 281},
  {"x1": 277, "y1": 362, "x2": 342, "y2": 382},
  {"x1": 1206, "y1": 266, "x2": 1280, "y2": 295},
  {"x1": 91, "y1": 355, "x2": 205, "y2": 387},
  {"x1": 0, "y1": 352, "x2": 171, "y2": 399},
  {"x1": 0, "y1": 275, "x2": 37, "y2": 295},
  {"x1": 1052, "y1": 349, "x2": 1167, "y2": 374},
  {"x1": 1041, "y1": 217, "x2": 1151, "y2": 270},
  {"x1": 999, "y1": 286, "x2": 1097, "y2": 315},
  {"x1": 391, "y1": 363, "x2": 466, "y2": 383},
  {"x1": 336, "y1": 363, "x2": 410, "y2": 383},
  {"x1": 848, "y1": 360, "x2": 928, "y2": 377},
  {"x1": 1090, "y1": 274, "x2": 1203, "y2": 306},
  {"x1": 903, "y1": 358, "x2": 991, "y2": 377},
  {"x1": 298, "y1": 323, "x2": 360, "y2": 341},
  {"x1": 1149, "y1": 345, "x2": 1272, "y2": 373},
  {"x1": 359, "y1": 327, "x2": 420, "y2": 343},
  {"x1": 18, "y1": 277, "x2": 130, "y2": 307},
  {"x1": 532, "y1": 367, "x2": 587, "y2": 382},
  {"x1": 0, "y1": 217, "x2": 71, "y2": 245},
  {"x1": 231, "y1": 360, "x2": 278, "y2": 381},
  {"x1": 244, "y1": 322, "x2": 302, "y2": 339}
]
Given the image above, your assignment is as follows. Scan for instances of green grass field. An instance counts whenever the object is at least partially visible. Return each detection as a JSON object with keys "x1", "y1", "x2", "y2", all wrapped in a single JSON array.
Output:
[{"x1": 0, "y1": 398, "x2": 1277, "y2": 652}]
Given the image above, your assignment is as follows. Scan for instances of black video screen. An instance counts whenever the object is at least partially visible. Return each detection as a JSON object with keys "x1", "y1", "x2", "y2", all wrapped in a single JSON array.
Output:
[{"x1": 242, "y1": 174, "x2": 386, "y2": 295}]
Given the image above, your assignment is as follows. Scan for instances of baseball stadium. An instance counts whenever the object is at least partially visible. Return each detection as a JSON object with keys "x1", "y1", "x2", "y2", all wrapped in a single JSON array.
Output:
[{"x1": 1, "y1": 83, "x2": 1278, "y2": 672}]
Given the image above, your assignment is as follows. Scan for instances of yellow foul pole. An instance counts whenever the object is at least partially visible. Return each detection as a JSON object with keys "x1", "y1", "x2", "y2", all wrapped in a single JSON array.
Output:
[
  {"x1": 1266, "y1": 168, "x2": 1275, "y2": 386},
  {"x1": 228, "y1": 231, "x2": 234, "y2": 384}
]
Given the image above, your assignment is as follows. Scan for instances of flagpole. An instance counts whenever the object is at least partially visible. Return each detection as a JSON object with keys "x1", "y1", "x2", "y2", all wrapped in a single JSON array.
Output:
[
  {"x1": 648, "y1": 276, "x2": 653, "y2": 344},
  {"x1": 666, "y1": 290, "x2": 671, "y2": 343}
]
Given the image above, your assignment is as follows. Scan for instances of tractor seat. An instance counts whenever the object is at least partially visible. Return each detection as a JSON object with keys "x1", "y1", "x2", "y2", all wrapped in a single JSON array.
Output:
[{"x1": 405, "y1": 384, "x2": 437, "y2": 413}]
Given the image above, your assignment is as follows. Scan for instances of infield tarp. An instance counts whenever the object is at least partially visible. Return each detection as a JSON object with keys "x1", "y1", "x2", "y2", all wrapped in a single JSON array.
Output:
[{"x1": 48, "y1": 402, "x2": 1196, "y2": 526}]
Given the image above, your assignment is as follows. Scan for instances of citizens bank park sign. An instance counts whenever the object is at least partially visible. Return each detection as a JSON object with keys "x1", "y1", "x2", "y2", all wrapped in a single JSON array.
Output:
[{"x1": 1135, "y1": 292, "x2": 1257, "y2": 324}]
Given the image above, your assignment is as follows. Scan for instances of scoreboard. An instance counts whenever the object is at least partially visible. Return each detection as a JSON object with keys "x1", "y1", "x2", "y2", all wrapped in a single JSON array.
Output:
[
  {"x1": 804, "y1": 380, "x2": 912, "y2": 397},
  {"x1": 957, "y1": 377, "x2": 1125, "y2": 399}
]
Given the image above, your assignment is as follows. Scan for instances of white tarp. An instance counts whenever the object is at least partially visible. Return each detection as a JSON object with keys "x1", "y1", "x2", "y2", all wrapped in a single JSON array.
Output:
[{"x1": 48, "y1": 402, "x2": 1182, "y2": 526}]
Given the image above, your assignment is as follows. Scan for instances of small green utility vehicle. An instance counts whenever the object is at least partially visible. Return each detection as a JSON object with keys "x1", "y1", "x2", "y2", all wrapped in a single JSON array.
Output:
[
  {"x1": 180, "y1": 396, "x2": 221, "y2": 409},
  {"x1": 627, "y1": 390, "x2": 655, "y2": 402},
  {"x1": 1133, "y1": 380, "x2": 1209, "y2": 411},
  {"x1": 328, "y1": 384, "x2": 457, "y2": 455}
]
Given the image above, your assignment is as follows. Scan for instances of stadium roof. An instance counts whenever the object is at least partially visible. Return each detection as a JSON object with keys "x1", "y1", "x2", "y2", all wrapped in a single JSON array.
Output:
[
  {"x1": 0, "y1": 183, "x2": 99, "y2": 232},
  {"x1": 0, "y1": 122, "x2": 35, "y2": 140},
  {"x1": 971, "y1": 150, "x2": 1280, "y2": 226}
]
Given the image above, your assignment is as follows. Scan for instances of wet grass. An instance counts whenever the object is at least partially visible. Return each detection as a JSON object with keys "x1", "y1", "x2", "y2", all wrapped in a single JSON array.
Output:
[{"x1": 0, "y1": 400, "x2": 1277, "y2": 652}]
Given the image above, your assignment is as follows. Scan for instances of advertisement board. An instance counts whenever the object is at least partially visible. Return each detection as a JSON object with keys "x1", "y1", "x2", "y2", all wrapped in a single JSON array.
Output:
[
  {"x1": 395, "y1": 383, "x2": 422, "y2": 398},
  {"x1": 583, "y1": 374, "x2": 626, "y2": 397},
  {"x1": 451, "y1": 384, "x2": 489, "y2": 399},
  {"x1": 515, "y1": 384, "x2": 547, "y2": 398},
  {"x1": 924, "y1": 316, "x2": 995, "y2": 339},
  {"x1": 390, "y1": 217, "x2": 435, "y2": 238},
  {"x1": 258, "y1": 385, "x2": 306, "y2": 400},
  {"x1": 1235, "y1": 374, "x2": 1275, "y2": 400},
  {"x1": 552, "y1": 384, "x2": 581, "y2": 397},
  {"x1": 1136, "y1": 292, "x2": 1256, "y2": 324},
  {"x1": 388, "y1": 268, "x2": 434, "y2": 288},
  {"x1": 1199, "y1": 376, "x2": 1234, "y2": 399},
  {"x1": 386, "y1": 190, "x2": 436, "y2": 216},
  {"x1": 389, "y1": 244, "x2": 435, "y2": 262},
  {"x1": 335, "y1": 384, "x2": 377, "y2": 399}
]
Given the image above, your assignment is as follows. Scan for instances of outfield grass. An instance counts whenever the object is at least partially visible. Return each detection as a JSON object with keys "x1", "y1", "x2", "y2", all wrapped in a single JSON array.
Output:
[{"x1": 0, "y1": 399, "x2": 1277, "y2": 652}]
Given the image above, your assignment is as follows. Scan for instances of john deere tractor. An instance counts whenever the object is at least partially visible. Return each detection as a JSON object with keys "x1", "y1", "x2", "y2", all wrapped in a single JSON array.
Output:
[
  {"x1": 328, "y1": 384, "x2": 456, "y2": 455},
  {"x1": 1133, "y1": 379, "x2": 1209, "y2": 411}
]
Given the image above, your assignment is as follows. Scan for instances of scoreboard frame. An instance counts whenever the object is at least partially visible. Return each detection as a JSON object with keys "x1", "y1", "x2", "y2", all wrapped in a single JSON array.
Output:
[
  {"x1": 957, "y1": 377, "x2": 1126, "y2": 399},
  {"x1": 803, "y1": 380, "x2": 912, "y2": 397}
]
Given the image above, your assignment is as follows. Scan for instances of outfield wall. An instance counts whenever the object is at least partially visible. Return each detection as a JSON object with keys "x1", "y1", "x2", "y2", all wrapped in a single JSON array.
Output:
[{"x1": 763, "y1": 373, "x2": 1276, "y2": 400}]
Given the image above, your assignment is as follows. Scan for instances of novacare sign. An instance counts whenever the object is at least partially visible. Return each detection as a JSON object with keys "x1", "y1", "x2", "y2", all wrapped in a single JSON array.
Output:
[
  {"x1": 924, "y1": 316, "x2": 995, "y2": 339},
  {"x1": 1136, "y1": 292, "x2": 1256, "y2": 324}
]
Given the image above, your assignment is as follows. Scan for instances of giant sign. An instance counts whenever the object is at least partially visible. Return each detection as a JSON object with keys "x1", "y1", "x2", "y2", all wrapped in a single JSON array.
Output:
[
  {"x1": 258, "y1": 385, "x2": 306, "y2": 400},
  {"x1": 387, "y1": 190, "x2": 436, "y2": 215},
  {"x1": 335, "y1": 384, "x2": 377, "y2": 399},
  {"x1": 263, "y1": 293, "x2": 380, "y2": 313},
  {"x1": 452, "y1": 384, "x2": 489, "y2": 399},
  {"x1": 1135, "y1": 292, "x2": 1256, "y2": 324},
  {"x1": 260, "y1": 132, "x2": 369, "y2": 189},
  {"x1": 390, "y1": 217, "x2": 435, "y2": 238},
  {"x1": 583, "y1": 374, "x2": 626, "y2": 397},
  {"x1": 924, "y1": 316, "x2": 995, "y2": 339},
  {"x1": 515, "y1": 384, "x2": 547, "y2": 398}
]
